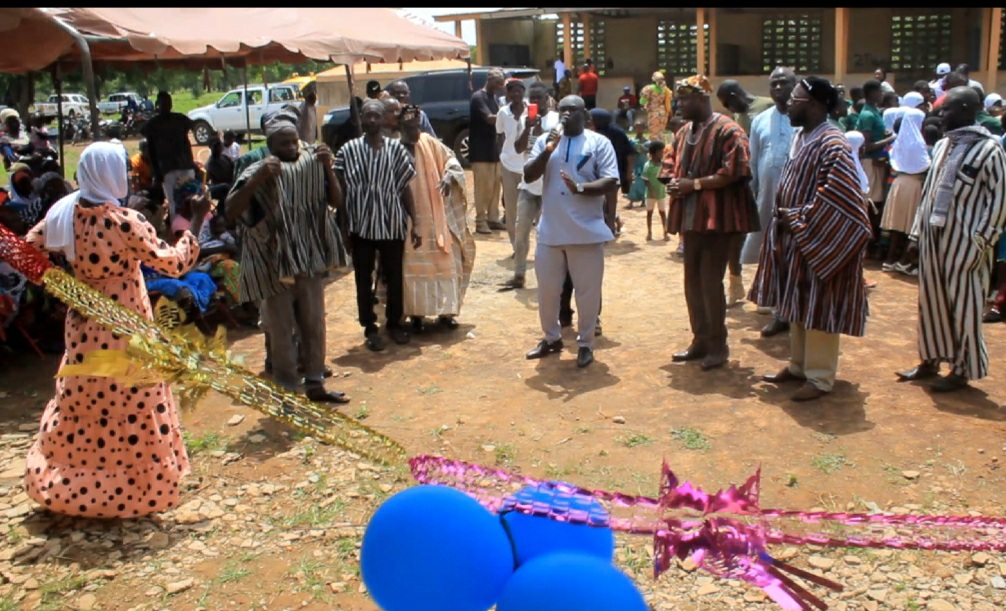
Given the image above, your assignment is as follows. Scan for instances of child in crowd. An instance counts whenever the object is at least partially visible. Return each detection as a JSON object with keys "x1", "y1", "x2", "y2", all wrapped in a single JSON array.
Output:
[
  {"x1": 641, "y1": 140, "x2": 668, "y2": 241},
  {"x1": 222, "y1": 130, "x2": 241, "y2": 161},
  {"x1": 625, "y1": 119, "x2": 649, "y2": 208}
]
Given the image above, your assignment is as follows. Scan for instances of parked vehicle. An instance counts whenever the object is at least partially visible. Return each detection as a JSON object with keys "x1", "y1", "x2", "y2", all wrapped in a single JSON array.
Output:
[
  {"x1": 186, "y1": 84, "x2": 301, "y2": 145},
  {"x1": 97, "y1": 92, "x2": 143, "y2": 115},
  {"x1": 36, "y1": 94, "x2": 91, "y2": 120},
  {"x1": 282, "y1": 73, "x2": 316, "y2": 99},
  {"x1": 321, "y1": 67, "x2": 540, "y2": 165}
]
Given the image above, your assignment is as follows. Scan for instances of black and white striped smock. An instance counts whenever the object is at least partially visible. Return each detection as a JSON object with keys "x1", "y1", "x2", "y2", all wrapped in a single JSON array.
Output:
[{"x1": 334, "y1": 136, "x2": 416, "y2": 241}]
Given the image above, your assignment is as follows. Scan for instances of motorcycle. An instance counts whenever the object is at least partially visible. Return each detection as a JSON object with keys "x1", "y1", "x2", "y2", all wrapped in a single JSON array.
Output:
[{"x1": 121, "y1": 108, "x2": 150, "y2": 138}]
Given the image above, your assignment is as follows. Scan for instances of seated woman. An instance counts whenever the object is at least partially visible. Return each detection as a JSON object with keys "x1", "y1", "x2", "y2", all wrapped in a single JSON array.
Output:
[
  {"x1": 4, "y1": 163, "x2": 45, "y2": 227},
  {"x1": 196, "y1": 214, "x2": 241, "y2": 306},
  {"x1": 204, "y1": 138, "x2": 234, "y2": 213}
]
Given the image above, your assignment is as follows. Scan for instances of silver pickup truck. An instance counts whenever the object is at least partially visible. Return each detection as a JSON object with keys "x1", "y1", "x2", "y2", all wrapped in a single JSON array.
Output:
[{"x1": 98, "y1": 92, "x2": 143, "y2": 115}]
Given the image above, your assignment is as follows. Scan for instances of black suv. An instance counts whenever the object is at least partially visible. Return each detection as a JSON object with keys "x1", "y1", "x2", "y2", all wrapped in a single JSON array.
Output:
[{"x1": 322, "y1": 67, "x2": 540, "y2": 166}]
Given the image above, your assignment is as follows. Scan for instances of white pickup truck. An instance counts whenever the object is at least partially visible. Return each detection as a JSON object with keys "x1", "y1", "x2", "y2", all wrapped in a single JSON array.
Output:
[
  {"x1": 36, "y1": 93, "x2": 91, "y2": 120},
  {"x1": 98, "y1": 92, "x2": 143, "y2": 115},
  {"x1": 186, "y1": 84, "x2": 300, "y2": 145}
]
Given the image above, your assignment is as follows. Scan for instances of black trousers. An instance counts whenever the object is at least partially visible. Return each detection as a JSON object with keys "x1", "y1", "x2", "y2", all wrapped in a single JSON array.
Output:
[
  {"x1": 682, "y1": 231, "x2": 735, "y2": 349},
  {"x1": 583, "y1": 94, "x2": 597, "y2": 110},
  {"x1": 352, "y1": 236, "x2": 405, "y2": 331},
  {"x1": 560, "y1": 271, "x2": 602, "y2": 323}
]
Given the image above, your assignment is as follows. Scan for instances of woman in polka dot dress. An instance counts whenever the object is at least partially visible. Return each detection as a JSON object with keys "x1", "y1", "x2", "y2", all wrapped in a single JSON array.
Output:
[{"x1": 23, "y1": 142, "x2": 204, "y2": 518}]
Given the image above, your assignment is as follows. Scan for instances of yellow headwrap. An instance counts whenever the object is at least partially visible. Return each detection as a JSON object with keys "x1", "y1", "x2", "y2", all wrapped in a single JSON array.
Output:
[{"x1": 676, "y1": 75, "x2": 713, "y2": 96}]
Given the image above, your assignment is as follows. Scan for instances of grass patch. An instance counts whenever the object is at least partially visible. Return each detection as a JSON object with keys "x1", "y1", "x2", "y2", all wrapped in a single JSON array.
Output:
[
  {"x1": 277, "y1": 499, "x2": 348, "y2": 528},
  {"x1": 670, "y1": 427, "x2": 710, "y2": 451},
  {"x1": 37, "y1": 575, "x2": 90, "y2": 611},
  {"x1": 417, "y1": 385, "x2": 442, "y2": 395},
  {"x1": 354, "y1": 404, "x2": 370, "y2": 420},
  {"x1": 494, "y1": 443, "x2": 517, "y2": 466},
  {"x1": 617, "y1": 432, "x2": 653, "y2": 448},
  {"x1": 217, "y1": 560, "x2": 252, "y2": 584},
  {"x1": 811, "y1": 452, "x2": 847, "y2": 474},
  {"x1": 184, "y1": 431, "x2": 223, "y2": 455},
  {"x1": 288, "y1": 555, "x2": 331, "y2": 602}
]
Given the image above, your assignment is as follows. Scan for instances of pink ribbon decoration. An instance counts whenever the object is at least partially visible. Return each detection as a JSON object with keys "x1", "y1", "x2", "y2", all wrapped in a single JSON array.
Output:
[{"x1": 409, "y1": 455, "x2": 1006, "y2": 611}]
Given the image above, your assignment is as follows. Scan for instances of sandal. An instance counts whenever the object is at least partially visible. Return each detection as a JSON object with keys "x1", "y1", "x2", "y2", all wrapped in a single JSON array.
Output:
[{"x1": 306, "y1": 387, "x2": 351, "y2": 404}]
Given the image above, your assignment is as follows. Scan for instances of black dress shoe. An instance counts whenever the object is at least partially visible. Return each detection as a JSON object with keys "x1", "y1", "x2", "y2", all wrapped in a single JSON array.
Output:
[
  {"x1": 672, "y1": 344, "x2": 707, "y2": 362},
  {"x1": 930, "y1": 373, "x2": 969, "y2": 393},
  {"x1": 388, "y1": 326, "x2": 411, "y2": 345},
  {"x1": 762, "y1": 367, "x2": 806, "y2": 384},
  {"x1": 760, "y1": 319, "x2": 790, "y2": 338},
  {"x1": 438, "y1": 316, "x2": 459, "y2": 330},
  {"x1": 526, "y1": 339, "x2": 563, "y2": 360},
  {"x1": 576, "y1": 347, "x2": 594, "y2": 368},
  {"x1": 411, "y1": 317, "x2": 426, "y2": 334},
  {"x1": 700, "y1": 349, "x2": 728, "y2": 371},
  {"x1": 305, "y1": 386, "x2": 351, "y2": 404},
  {"x1": 896, "y1": 363, "x2": 939, "y2": 381}
]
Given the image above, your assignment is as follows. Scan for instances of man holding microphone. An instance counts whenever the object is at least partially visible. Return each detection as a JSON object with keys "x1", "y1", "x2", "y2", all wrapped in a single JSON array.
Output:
[{"x1": 522, "y1": 95, "x2": 620, "y2": 369}]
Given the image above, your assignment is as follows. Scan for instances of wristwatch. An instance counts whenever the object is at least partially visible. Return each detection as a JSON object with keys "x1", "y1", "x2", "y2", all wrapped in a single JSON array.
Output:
[
  {"x1": 575, "y1": 183, "x2": 584, "y2": 193},
  {"x1": 694, "y1": 178, "x2": 703, "y2": 191}
]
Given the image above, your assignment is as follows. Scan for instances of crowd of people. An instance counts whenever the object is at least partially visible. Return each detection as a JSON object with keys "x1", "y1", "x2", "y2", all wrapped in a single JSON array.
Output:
[{"x1": 2, "y1": 57, "x2": 1005, "y2": 520}]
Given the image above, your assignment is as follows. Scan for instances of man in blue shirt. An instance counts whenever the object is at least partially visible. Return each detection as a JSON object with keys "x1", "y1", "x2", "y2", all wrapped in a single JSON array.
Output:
[{"x1": 522, "y1": 95, "x2": 620, "y2": 368}]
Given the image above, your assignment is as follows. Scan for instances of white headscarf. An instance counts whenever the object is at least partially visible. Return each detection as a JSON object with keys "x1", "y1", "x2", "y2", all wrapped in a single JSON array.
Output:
[
  {"x1": 901, "y1": 91, "x2": 924, "y2": 109},
  {"x1": 844, "y1": 131, "x2": 870, "y2": 195},
  {"x1": 882, "y1": 107, "x2": 906, "y2": 134},
  {"x1": 890, "y1": 108, "x2": 930, "y2": 175},
  {"x1": 44, "y1": 142, "x2": 129, "y2": 262}
]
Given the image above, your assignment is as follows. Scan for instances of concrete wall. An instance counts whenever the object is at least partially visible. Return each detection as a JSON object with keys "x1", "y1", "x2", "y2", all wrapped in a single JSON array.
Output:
[{"x1": 480, "y1": 7, "x2": 998, "y2": 103}]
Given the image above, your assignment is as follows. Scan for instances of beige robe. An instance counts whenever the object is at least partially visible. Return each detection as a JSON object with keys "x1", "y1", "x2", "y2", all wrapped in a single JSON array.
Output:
[{"x1": 403, "y1": 134, "x2": 475, "y2": 317}]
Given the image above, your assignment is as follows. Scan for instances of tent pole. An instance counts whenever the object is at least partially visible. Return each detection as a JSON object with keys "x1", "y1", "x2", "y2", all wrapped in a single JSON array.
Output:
[
  {"x1": 54, "y1": 64, "x2": 65, "y2": 179},
  {"x1": 344, "y1": 63, "x2": 361, "y2": 138},
  {"x1": 242, "y1": 62, "x2": 251, "y2": 145},
  {"x1": 48, "y1": 14, "x2": 101, "y2": 143}
]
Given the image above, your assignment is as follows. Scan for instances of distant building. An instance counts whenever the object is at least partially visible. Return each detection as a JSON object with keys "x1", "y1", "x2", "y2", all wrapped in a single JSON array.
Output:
[{"x1": 435, "y1": 8, "x2": 1006, "y2": 106}]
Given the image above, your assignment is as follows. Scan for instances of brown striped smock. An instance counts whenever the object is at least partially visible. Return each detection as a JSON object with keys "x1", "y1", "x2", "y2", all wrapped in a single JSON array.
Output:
[
  {"x1": 658, "y1": 113, "x2": 759, "y2": 234},
  {"x1": 747, "y1": 121, "x2": 872, "y2": 337}
]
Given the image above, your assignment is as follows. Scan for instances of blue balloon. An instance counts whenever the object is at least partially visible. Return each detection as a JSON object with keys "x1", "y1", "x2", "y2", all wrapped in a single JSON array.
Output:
[
  {"x1": 501, "y1": 484, "x2": 615, "y2": 566},
  {"x1": 497, "y1": 552, "x2": 649, "y2": 611},
  {"x1": 361, "y1": 485, "x2": 514, "y2": 611}
]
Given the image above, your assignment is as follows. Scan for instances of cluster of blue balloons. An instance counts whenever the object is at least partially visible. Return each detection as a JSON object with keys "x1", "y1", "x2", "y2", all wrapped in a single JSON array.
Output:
[{"x1": 360, "y1": 484, "x2": 649, "y2": 611}]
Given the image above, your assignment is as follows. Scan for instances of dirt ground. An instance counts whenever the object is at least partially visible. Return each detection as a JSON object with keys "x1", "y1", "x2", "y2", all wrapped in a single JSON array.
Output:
[{"x1": 1, "y1": 170, "x2": 1005, "y2": 610}]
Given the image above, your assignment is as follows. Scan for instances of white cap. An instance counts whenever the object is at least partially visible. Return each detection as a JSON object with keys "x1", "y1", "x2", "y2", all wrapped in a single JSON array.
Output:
[
  {"x1": 936, "y1": 62, "x2": 952, "y2": 76},
  {"x1": 985, "y1": 93, "x2": 1003, "y2": 109}
]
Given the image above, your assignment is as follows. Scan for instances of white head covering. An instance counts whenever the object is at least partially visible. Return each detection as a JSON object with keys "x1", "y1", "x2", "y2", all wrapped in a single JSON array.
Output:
[
  {"x1": 882, "y1": 107, "x2": 906, "y2": 133},
  {"x1": 901, "y1": 91, "x2": 924, "y2": 108},
  {"x1": 43, "y1": 142, "x2": 130, "y2": 262},
  {"x1": 889, "y1": 108, "x2": 930, "y2": 175},
  {"x1": 844, "y1": 131, "x2": 870, "y2": 195}
]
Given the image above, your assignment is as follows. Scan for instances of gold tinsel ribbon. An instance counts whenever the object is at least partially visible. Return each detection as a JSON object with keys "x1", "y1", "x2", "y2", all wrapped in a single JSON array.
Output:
[{"x1": 42, "y1": 267, "x2": 406, "y2": 466}]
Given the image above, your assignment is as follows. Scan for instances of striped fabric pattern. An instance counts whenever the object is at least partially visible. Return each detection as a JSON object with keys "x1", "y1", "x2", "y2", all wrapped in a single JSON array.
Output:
[
  {"x1": 233, "y1": 146, "x2": 345, "y2": 304},
  {"x1": 334, "y1": 136, "x2": 416, "y2": 241},
  {"x1": 911, "y1": 137, "x2": 1006, "y2": 380},
  {"x1": 658, "y1": 113, "x2": 759, "y2": 234},
  {"x1": 748, "y1": 122, "x2": 872, "y2": 337}
]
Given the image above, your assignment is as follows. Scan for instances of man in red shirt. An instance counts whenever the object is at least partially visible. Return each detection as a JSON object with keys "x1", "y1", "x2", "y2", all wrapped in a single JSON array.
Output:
[
  {"x1": 578, "y1": 62, "x2": 599, "y2": 109},
  {"x1": 616, "y1": 85, "x2": 638, "y2": 126}
]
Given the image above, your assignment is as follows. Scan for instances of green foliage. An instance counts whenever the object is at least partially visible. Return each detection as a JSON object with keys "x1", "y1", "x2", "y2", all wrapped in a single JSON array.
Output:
[{"x1": 0, "y1": 60, "x2": 332, "y2": 104}]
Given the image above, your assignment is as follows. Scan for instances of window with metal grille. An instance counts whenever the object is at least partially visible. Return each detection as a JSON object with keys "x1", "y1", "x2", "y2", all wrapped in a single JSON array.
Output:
[
  {"x1": 761, "y1": 15, "x2": 822, "y2": 74},
  {"x1": 656, "y1": 20, "x2": 709, "y2": 77},
  {"x1": 999, "y1": 10, "x2": 1005, "y2": 71},
  {"x1": 556, "y1": 20, "x2": 607, "y2": 74},
  {"x1": 889, "y1": 13, "x2": 952, "y2": 72}
]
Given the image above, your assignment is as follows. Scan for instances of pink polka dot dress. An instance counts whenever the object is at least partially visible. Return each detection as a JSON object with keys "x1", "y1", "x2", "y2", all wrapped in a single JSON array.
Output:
[{"x1": 23, "y1": 203, "x2": 200, "y2": 518}]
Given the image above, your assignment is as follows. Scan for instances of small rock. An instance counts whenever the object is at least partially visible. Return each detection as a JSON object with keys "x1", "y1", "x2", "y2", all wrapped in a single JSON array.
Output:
[
  {"x1": 971, "y1": 552, "x2": 990, "y2": 566},
  {"x1": 928, "y1": 601, "x2": 958, "y2": 611},
  {"x1": 248, "y1": 434, "x2": 267, "y2": 444},
  {"x1": 677, "y1": 557, "x2": 698, "y2": 572},
  {"x1": 17, "y1": 423, "x2": 36, "y2": 432},
  {"x1": 77, "y1": 593, "x2": 98, "y2": 610},
  {"x1": 696, "y1": 583, "x2": 719, "y2": 596},
  {"x1": 990, "y1": 576, "x2": 1006, "y2": 590},
  {"x1": 867, "y1": 589, "x2": 888, "y2": 602},
  {"x1": 226, "y1": 414, "x2": 245, "y2": 426},
  {"x1": 23, "y1": 578, "x2": 39, "y2": 590},
  {"x1": 145, "y1": 586, "x2": 163, "y2": 597},
  {"x1": 465, "y1": 331, "x2": 476, "y2": 339},
  {"x1": 329, "y1": 582, "x2": 348, "y2": 593},
  {"x1": 146, "y1": 532, "x2": 170, "y2": 550},
  {"x1": 954, "y1": 572, "x2": 973, "y2": 586},
  {"x1": 843, "y1": 555, "x2": 862, "y2": 565},
  {"x1": 481, "y1": 444, "x2": 495, "y2": 453},
  {"x1": 166, "y1": 578, "x2": 194, "y2": 594},
  {"x1": 612, "y1": 416, "x2": 626, "y2": 424},
  {"x1": 901, "y1": 470, "x2": 921, "y2": 480},
  {"x1": 808, "y1": 555, "x2": 835, "y2": 571}
]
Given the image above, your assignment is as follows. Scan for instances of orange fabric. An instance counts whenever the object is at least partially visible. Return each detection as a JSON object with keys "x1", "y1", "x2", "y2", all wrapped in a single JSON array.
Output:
[
  {"x1": 129, "y1": 152, "x2": 153, "y2": 189},
  {"x1": 578, "y1": 71, "x2": 599, "y2": 96}
]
